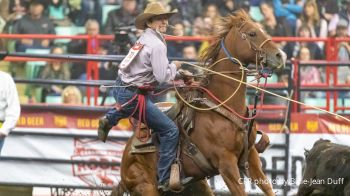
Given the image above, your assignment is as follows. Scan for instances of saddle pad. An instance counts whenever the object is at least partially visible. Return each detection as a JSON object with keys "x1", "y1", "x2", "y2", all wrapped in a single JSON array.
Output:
[
  {"x1": 132, "y1": 136, "x2": 154, "y2": 149},
  {"x1": 130, "y1": 145, "x2": 157, "y2": 154},
  {"x1": 131, "y1": 135, "x2": 156, "y2": 154}
]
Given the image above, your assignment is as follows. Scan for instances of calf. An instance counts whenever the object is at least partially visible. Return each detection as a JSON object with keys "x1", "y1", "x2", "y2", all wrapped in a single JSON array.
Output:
[{"x1": 297, "y1": 139, "x2": 350, "y2": 196}]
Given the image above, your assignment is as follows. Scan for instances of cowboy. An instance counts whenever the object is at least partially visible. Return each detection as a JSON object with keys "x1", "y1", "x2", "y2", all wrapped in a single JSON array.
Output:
[{"x1": 97, "y1": 2, "x2": 182, "y2": 189}]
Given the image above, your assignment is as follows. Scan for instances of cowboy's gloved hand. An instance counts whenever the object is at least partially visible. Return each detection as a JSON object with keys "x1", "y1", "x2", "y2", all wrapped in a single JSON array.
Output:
[
  {"x1": 178, "y1": 69, "x2": 192, "y2": 76},
  {"x1": 172, "y1": 61, "x2": 182, "y2": 69},
  {"x1": 178, "y1": 69, "x2": 195, "y2": 85}
]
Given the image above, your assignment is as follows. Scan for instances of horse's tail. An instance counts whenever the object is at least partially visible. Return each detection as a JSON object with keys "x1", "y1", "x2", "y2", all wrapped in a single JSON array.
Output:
[{"x1": 111, "y1": 181, "x2": 127, "y2": 196}]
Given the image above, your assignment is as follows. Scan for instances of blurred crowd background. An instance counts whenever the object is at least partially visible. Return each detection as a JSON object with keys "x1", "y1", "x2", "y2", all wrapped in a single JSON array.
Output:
[{"x1": 0, "y1": 0, "x2": 349, "y2": 105}]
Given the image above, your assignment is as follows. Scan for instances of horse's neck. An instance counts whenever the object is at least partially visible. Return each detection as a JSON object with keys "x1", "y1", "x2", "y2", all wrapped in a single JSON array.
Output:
[{"x1": 206, "y1": 61, "x2": 247, "y2": 115}]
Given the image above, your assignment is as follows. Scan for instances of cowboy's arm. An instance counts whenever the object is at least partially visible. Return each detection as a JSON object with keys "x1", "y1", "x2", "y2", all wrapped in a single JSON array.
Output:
[
  {"x1": 0, "y1": 76, "x2": 20, "y2": 136},
  {"x1": 151, "y1": 46, "x2": 177, "y2": 84}
]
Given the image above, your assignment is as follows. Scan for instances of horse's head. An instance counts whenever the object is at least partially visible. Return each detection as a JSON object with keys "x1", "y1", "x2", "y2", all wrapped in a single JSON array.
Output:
[{"x1": 206, "y1": 10, "x2": 286, "y2": 72}]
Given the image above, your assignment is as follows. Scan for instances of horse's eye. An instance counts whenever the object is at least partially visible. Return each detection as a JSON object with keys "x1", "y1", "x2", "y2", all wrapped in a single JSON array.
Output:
[{"x1": 249, "y1": 32, "x2": 256, "y2": 37}]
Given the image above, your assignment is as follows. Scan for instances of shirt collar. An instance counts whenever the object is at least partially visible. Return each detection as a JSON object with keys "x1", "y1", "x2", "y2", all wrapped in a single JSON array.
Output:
[{"x1": 145, "y1": 28, "x2": 166, "y2": 44}]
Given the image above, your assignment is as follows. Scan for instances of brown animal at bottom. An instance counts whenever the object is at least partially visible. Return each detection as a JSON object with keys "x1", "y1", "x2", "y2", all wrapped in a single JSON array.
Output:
[{"x1": 297, "y1": 139, "x2": 350, "y2": 196}]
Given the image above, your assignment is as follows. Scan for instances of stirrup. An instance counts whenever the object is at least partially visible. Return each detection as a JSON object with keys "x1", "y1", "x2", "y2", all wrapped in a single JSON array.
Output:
[
  {"x1": 180, "y1": 177, "x2": 193, "y2": 185},
  {"x1": 157, "y1": 180, "x2": 170, "y2": 192},
  {"x1": 158, "y1": 177, "x2": 194, "y2": 193}
]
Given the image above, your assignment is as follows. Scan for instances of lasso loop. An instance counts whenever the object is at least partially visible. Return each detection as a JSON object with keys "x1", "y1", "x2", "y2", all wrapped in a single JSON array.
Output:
[
  {"x1": 178, "y1": 61, "x2": 350, "y2": 123},
  {"x1": 174, "y1": 57, "x2": 245, "y2": 111}
]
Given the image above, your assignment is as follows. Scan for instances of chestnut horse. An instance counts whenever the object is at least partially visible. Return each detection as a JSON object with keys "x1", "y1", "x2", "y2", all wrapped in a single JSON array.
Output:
[{"x1": 112, "y1": 10, "x2": 286, "y2": 196}]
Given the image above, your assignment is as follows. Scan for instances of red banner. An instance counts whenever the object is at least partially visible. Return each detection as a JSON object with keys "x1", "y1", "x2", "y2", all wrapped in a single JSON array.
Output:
[
  {"x1": 256, "y1": 113, "x2": 350, "y2": 134},
  {"x1": 17, "y1": 108, "x2": 132, "y2": 131},
  {"x1": 17, "y1": 107, "x2": 350, "y2": 134}
]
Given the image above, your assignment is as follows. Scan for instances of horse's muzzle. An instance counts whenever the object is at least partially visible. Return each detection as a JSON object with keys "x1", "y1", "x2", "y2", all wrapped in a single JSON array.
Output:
[{"x1": 265, "y1": 49, "x2": 286, "y2": 70}]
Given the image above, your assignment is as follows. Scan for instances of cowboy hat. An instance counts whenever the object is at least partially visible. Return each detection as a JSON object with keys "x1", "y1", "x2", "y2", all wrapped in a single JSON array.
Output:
[{"x1": 135, "y1": 2, "x2": 177, "y2": 30}]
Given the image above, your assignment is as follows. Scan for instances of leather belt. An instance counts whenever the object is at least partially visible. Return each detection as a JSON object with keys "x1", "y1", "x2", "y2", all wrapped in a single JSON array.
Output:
[
  {"x1": 118, "y1": 78, "x2": 155, "y2": 93},
  {"x1": 120, "y1": 81, "x2": 138, "y2": 92}
]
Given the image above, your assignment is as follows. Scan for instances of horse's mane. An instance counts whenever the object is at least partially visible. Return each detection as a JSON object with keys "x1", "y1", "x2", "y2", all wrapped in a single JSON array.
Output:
[{"x1": 200, "y1": 10, "x2": 252, "y2": 66}]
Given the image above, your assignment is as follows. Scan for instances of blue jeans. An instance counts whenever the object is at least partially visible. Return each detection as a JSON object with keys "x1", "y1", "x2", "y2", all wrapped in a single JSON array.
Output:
[
  {"x1": 106, "y1": 79, "x2": 179, "y2": 184},
  {"x1": 0, "y1": 137, "x2": 4, "y2": 155}
]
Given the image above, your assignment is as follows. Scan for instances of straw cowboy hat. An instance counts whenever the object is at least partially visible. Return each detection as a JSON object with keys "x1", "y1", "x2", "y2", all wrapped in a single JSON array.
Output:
[{"x1": 135, "y1": 2, "x2": 177, "y2": 30}]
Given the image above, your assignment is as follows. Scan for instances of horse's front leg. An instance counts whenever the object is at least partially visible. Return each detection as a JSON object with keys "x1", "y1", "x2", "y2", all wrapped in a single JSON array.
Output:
[
  {"x1": 218, "y1": 151, "x2": 246, "y2": 196},
  {"x1": 248, "y1": 147, "x2": 275, "y2": 196},
  {"x1": 182, "y1": 180, "x2": 214, "y2": 196}
]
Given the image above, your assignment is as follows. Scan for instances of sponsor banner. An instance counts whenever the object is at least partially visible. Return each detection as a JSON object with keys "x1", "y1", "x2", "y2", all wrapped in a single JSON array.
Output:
[
  {"x1": 290, "y1": 113, "x2": 350, "y2": 134},
  {"x1": 256, "y1": 113, "x2": 350, "y2": 134},
  {"x1": 16, "y1": 110, "x2": 350, "y2": 135},
  {"x1": 16, "y1": 109, "x2": 132, "y2": 131},
  {"x1": 3, "y1": 132, "x2": 348, "y2": 194},
  {"x1": 0, "y1": 135, "x2": 125, "y2": 188},
  {"x1": 0, "y1": 161, "x2": 118, "y2": 188}
]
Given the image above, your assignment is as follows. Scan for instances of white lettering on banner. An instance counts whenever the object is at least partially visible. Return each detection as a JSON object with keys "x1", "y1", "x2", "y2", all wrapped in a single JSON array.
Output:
[
  {"x1": 119, "y1": 43, "x2": 144, "y2": 70},
  {"x1": 71, "y1": 138, "x2": 124, "y2": 186}
]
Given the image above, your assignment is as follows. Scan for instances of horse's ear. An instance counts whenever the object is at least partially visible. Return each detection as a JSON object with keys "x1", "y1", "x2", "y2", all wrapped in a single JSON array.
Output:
[
  {"x1": 231, "y1": 10, "x2": 246, "y2": 28},
  {"x1": 234, "y1": 18, "x2": 246, "y2": 28},
  {"x1": 231, "y1": 10, "x2": 240, "y2": 17}
]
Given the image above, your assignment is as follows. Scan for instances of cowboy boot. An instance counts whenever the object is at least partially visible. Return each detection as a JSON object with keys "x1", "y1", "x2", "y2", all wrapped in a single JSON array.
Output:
[{"x1": 97, "y1": 117, "x2": 113, "y2": 142}]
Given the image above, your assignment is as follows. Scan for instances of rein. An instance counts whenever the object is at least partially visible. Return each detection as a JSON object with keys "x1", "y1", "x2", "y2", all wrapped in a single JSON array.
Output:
[
  {"x1": 180, "y1": 62, "x2": 350, "y2": 123},
  {"x1": 174, "y1": 57, "x2": 245, "y2": 111},
  {"x1": 220, "y1": 39, "x2": 244, "y2": 66},
  {"x1": 174, "y1": 25, "x2": 272, "y2": 120},
  {"x1": 114, "y1": 85, "x2": 155, "y2": 142},
  {"x1": 173, "y1": 73, "x2": 267, "y2": 120}
]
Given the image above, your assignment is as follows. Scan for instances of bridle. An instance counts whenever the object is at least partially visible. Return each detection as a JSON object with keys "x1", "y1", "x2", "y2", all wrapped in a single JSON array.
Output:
[
  {"x1": 173, "y1": 19, "x2": 274, "y2": 113},
  {"x1": 216, "y1": 21, "x2": 272, "y2": 78},
  {"x1": 237, "y1": 21, "x2": 271, "y2": 67}
]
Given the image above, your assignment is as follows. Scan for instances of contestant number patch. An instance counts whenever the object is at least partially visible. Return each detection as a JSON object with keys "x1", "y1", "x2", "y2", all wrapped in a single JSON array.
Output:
[{"x1": 119, "y1": 43, "x2": 144, "y2": 69}]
